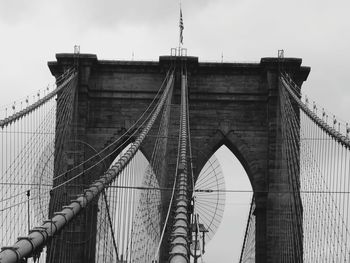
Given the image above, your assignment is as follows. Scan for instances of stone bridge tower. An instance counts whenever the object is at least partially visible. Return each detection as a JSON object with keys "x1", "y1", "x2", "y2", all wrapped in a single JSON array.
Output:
[{"x1": 48, "y1": 53, "x2": 309, "y2": 263}]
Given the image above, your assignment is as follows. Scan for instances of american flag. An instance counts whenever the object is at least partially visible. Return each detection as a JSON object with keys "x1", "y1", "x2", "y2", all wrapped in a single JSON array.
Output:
[{"x1": 179, "y1": 9, "x2": 184, "y2": 44}]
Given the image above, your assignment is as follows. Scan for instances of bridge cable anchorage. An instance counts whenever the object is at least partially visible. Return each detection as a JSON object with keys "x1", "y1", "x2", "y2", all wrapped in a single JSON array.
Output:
[
  {"x1": 0, "y1": 67, "x2": 76, "y2": 128},
  {"x1": 0, "y1": 71, "x2": 175, "y2": 263},
  {"x1": 168, "y1": 71, "x2": 190, "y2": 263}
]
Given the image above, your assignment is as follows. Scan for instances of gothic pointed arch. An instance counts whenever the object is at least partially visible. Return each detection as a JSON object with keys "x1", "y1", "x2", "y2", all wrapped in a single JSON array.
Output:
[{"x1": 192, "y1": 129, "x2": 264, "y2": 193}]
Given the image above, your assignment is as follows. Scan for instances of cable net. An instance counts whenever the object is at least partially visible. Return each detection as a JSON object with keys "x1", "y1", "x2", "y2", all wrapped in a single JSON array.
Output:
[
  {"x1": 0, "y1": 70, "x2": 77, "y2": 263},
  {"x1": 280, "y1": 73, "x2": 350, "y2": 262}
]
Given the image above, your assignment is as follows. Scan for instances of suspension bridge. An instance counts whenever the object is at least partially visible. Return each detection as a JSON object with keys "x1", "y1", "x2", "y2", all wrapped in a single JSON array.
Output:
[{"x1": 0, "y1": 50, "x2": 349, "y2": 263}]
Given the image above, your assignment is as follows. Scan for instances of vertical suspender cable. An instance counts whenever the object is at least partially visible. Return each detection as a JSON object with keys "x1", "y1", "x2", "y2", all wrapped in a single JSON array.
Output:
[{"x1": 0, "y1": 72, "x2": 174, "y2": 263}]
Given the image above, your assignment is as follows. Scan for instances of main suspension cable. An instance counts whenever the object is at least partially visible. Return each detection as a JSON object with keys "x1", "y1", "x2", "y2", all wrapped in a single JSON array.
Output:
[{"x1": 0, "y1": 71, "x2": 175, "y2": 263}]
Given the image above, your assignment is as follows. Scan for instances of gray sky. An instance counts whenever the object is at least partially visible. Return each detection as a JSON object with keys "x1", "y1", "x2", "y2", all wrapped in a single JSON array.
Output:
[
  {"x1": 0, "y1": 0, "x2": 349, "y2": 118},
  {"x1": 1, "y1": 0, "x2": 350, "y2": 262}
]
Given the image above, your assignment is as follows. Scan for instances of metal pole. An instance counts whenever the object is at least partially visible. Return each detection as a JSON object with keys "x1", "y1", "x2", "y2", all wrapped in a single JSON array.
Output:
[
  {"x1": 194, "y1": 214, "x2": 198, "y2": 263},
  {"x1": 26, "y1": 190, "x2": 30, "y2": 234}
]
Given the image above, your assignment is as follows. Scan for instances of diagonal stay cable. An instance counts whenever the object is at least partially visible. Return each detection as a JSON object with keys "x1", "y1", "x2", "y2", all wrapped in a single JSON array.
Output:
[
  {"x1": 51, "y1": 67, "x2": 173, "y2": 183},
  {"x1": 49, "y1": 71, "x2": 171, "y2": 190},
  {"x1": 0, "y1": 71, "x2": 174, "y2": 263}
]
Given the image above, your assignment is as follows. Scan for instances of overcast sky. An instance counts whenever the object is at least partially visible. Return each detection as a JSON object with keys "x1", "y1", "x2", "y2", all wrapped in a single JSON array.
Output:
[
  {"x1": 0, "y1": 0, "x2": 349, "y2": 262},
  {"x1": 1, "y1": 0, "x2": 349, "y2": 120}
]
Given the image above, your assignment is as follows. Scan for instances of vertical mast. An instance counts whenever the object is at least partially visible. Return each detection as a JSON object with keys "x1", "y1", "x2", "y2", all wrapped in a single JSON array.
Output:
[{"x1": 179, "y1": 4, "x2": 184, "y2": 55}]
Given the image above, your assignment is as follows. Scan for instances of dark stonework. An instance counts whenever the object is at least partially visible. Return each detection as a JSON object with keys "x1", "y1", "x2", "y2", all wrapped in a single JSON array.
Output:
[{"x1": 48, "y1": 53, "x2": 310, "y2": 263}]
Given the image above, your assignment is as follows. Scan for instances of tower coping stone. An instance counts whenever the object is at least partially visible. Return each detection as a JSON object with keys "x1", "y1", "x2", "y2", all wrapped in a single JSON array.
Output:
[{"x1": 48, "y1": 53, "x2": 310, "y2": 83}]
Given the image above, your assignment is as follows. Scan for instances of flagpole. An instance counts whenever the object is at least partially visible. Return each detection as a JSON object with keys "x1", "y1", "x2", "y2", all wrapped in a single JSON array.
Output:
[
  {"x1": 178, "y1": 4, "x2": 184, "y2": 56},
  {"x1": 178, "y1": 3, "x2": 181, "y2": 56}
]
